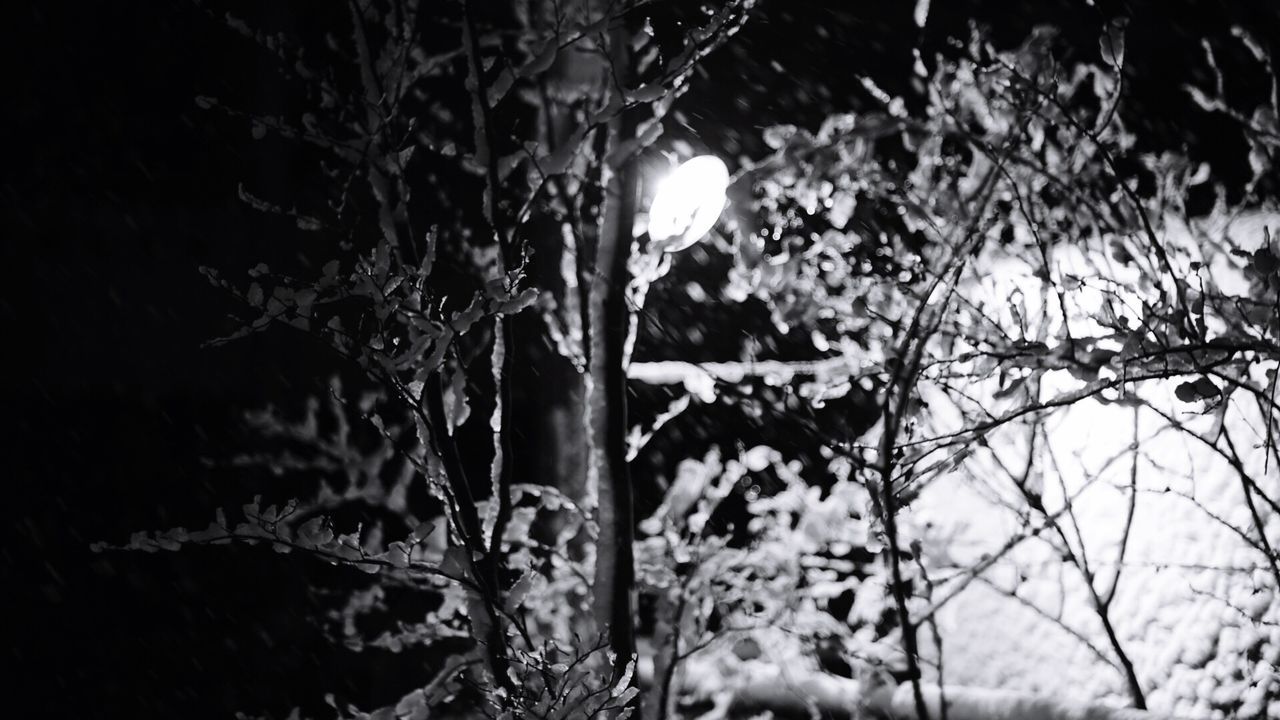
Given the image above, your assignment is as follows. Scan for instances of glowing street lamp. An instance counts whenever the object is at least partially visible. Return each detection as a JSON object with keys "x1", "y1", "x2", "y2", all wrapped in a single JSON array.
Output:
[{"x1": 646, "y1": 155, "x2": 730, "y2": 253}]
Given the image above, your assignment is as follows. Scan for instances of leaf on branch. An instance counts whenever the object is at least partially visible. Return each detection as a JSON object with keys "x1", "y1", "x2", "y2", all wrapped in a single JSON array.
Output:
[
  {"x1": 443, "y1": 367, "x2": 471, "y2": 435},
  {"x1": 626, "y1": 82, "x2": 666, "y2": 104},
  {"x1": 1174, "y1": 376, "x2": 1221, "y2": 403},
  {"x1": 493, "y1": 287, "x2": 540, "y2": 316},
  {"x1": 540, "y1": 127, "x2": 587, "y2": 177},
  {"x1": 1099, "y1": 17, "x2": 1128, "y2": 68},
  {"x1": 410, "y1": 521, "x2": 436, "y2": 545},
  {"x1": 607, "y1": 119, "x2": 665, "y2": 168},
  {"x1": 1252, "y1": 245, "x2": 1279, "y2": 276},
  {"x1": 1185, "y1": 83, "x2": 1226, "y2": 113},
  {"x1": 763, "y1": 124, "x2": 799, "y2": 150},
  {"x1": 520, "y1": 39, "x2": 559, "y2": 78},
  {"x1": 504, "y1": 571, "x2": 535, "y2": 614},
  {"x1": 450, "y1": 295, "x2": 486, "y2": 334},
  {"x1": 610, "y1": 656, "x2": 638, "y2": 698},
  {"x1": 485, "y1": 69, "x2": 515, "y2": 107}
]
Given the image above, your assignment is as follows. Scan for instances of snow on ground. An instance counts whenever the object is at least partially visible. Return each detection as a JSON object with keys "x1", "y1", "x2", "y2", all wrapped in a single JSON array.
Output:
[
  {"x1": 915, "y1": 374, "x2": 1280, "y2": 718},
  {"x1": 904, "y1": 212, "x2": 1280, "y2": 718}
]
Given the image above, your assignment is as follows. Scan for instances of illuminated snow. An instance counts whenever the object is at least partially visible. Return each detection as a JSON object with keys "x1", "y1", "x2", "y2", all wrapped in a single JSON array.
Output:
[{"x1": 908, "y1": 212, "x2": 1280, "y2": 716}]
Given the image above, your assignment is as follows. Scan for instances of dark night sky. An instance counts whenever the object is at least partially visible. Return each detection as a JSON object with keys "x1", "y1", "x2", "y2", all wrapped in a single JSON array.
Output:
[{"x1": 6, "y1": 1, "x2": 1278, "y2": 718}]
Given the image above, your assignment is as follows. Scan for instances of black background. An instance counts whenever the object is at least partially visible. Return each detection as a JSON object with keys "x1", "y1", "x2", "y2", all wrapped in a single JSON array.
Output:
[{"x1": 7, "y1": 1, "x2": 1278, "y2": 718}]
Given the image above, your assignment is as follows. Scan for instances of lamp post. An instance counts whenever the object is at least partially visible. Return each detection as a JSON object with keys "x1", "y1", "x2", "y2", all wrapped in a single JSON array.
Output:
[
  {"x1": 591, "y1": 150, "x2": 730, "y2": 696},
  {"x1": 630, "y1": 154, "x2": 730, "y2": 714}
]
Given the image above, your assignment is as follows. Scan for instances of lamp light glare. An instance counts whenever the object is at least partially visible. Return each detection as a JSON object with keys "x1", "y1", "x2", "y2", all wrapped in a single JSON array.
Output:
[{"x1": 646, "y1": 155, "x2": 730, "y2": 252}]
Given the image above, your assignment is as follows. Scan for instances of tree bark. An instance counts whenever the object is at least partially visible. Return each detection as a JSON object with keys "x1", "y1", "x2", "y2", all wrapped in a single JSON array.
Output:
[
  {"x1": 529, "y1": 0, "x2": 641, "y2": 688},
  {"x1": 589, "y1": 26, "x2": 641, "y2": 682}
]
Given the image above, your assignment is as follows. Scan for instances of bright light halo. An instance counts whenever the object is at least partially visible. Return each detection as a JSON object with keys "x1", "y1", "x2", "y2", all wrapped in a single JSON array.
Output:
[{"x1": 646, "y1": 155, "x2": 729, "y2": 253}]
